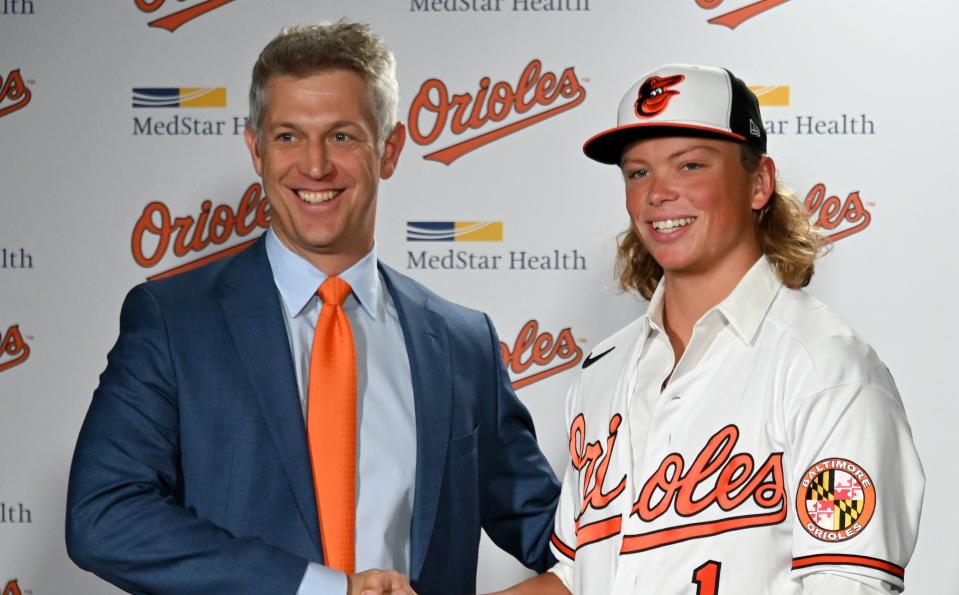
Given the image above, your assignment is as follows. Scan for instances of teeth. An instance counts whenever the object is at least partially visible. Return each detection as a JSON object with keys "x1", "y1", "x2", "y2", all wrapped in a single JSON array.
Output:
[
  {"x1": 651, "y1": 217, "x2": 696, "y2": 233},
  {"x1": 297, "y1": 189, "x2": 340, "y2": 204}
]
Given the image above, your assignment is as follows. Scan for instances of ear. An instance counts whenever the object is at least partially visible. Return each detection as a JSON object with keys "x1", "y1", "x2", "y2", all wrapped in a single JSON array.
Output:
[
  {"x1": 379, "y1": 122, "x2": 407, "y2": 180},
  {"x1": 244, "y1": 125, "x2": 264, "y2": 177},
  {"x1": 750, "y1": 155, "x2": 776, "y2": 211}
]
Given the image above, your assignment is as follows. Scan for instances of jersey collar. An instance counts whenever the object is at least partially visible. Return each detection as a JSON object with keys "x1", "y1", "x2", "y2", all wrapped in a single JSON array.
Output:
[{"x1": 641, "y1": 255, "x2": 782, "y2": 346}]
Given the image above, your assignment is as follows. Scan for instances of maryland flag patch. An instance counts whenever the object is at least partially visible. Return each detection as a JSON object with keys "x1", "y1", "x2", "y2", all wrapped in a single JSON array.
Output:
[{"x1": 797, "y1": 458, "x2": 876, "y2": 542}]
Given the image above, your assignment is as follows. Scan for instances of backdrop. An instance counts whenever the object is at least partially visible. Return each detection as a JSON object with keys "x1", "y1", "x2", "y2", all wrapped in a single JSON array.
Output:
[{"x1": 1, "y1": 0, "x2": 956, "y2": 592}]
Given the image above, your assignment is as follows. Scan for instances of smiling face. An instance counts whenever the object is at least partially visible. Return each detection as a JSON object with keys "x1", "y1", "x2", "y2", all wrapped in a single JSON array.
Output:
[
  {"x1": 621, "y1": 136, "x2": 773, "y2": 284},
  {"x1": 244, "y1": 69, "x2": 405, "y2": 275}
]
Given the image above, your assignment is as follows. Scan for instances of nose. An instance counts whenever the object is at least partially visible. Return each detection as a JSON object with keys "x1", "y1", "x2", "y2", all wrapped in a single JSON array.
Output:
[
  {"x1": 301, "y1": 138, "x2": 332, "y2": 179},
  {"x1": 646, "y1": 172, "x2": 677, "y2": 206}
]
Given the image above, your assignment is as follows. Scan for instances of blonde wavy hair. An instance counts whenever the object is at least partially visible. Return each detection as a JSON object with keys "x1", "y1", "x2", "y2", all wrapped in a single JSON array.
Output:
[{"x1": 615, "y1": 146, "x2": 822, "y2": 299}]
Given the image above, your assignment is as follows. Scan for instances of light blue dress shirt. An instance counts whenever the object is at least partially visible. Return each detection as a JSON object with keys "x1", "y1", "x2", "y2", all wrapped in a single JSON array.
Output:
[{"x1": 264, "y1": 230, "x2": 417, "y2": 595}]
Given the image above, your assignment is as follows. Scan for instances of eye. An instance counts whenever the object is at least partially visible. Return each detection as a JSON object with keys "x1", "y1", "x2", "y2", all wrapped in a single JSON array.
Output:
[
  {"x1": 681, "y1": 162, "x2": 704, "y2": 171},
  {"x1": 275, "y1": 132, "x2": 295, "y2": 142},
  {"x1": 332, "y1": 131, "x2": 353, "y2": 142},
  {"x1": 626, "y1": 167, "x2": 649, "y2": 180}
]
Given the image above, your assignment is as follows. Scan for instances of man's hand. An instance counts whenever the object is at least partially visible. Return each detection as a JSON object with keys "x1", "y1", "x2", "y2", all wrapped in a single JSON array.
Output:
[
  {"x1": 482, "y1": 572, "x2": 571, "y2": 595},
  {"x1": 347, "y1": 569, "x2": 417, "y2": 595}
]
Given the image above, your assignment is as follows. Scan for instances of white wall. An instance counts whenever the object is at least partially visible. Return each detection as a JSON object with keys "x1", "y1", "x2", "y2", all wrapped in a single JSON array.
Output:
[{"x1": 1, "y1": 0, "x2": 955, "y2": 592}]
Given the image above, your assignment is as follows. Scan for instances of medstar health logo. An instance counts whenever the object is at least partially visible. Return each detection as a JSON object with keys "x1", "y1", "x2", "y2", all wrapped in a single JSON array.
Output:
[{"x1": 406, "y1": 221, "x2": 503, "y2": 242}]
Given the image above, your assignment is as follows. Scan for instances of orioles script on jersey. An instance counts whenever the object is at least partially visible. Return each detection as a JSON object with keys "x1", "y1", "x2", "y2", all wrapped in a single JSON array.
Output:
[
  {"x1": 408, "y1": 59, "x2": 586, "y2": 164},
  {"x1": 569, "y1": 413, "x2": 628, "y2": 547},
  {"x1": 131, "y1": 182, "x2": 270, "y2": 279},
  {"x1": 568, "y1": 419, "x2": 787, "y2": 554}
]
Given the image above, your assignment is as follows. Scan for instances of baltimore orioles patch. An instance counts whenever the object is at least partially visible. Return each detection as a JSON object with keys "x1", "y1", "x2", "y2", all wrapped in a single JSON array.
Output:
[
  {"x1": 797, "y1": 458, "x2": 876, "y2": 542},
  {"x1": 634, "y1": 74, "x2": 684, "y2": 118}
]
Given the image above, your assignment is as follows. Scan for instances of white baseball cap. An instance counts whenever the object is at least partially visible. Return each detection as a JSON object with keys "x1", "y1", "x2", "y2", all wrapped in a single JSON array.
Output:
[{"x1": 583, "y1": 63, "x2": 767, "y2": 165}]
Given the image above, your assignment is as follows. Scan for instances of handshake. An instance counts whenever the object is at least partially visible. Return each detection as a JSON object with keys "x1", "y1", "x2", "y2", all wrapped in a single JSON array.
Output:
[
  {"x1": 349, "y1": 570, "x2": 416, "y2": 595},
  {"x1": 349, "y1": 570, "x2": 516, "y2": 595}
]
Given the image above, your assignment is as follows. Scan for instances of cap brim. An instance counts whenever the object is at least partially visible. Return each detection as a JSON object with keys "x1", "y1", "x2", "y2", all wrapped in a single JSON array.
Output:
[{"x1": 582, "y1": 122, "x2": 748, "y2": 165}]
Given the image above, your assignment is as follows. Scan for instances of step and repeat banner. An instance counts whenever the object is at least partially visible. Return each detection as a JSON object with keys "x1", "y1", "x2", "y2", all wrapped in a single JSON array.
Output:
[{"x1": 2, "y1": 1, "x2": 956, "y2": 592}]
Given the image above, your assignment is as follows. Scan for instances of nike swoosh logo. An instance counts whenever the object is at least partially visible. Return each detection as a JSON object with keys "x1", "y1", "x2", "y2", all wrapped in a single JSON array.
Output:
[{"x1": 582, "y1": 347, "x2": 615, "y2": 369}]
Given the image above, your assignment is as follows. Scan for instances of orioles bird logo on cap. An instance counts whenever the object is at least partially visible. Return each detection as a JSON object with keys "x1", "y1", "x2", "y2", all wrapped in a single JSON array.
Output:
[{"x1": 634, "y1": 74, "x2": 685, "y2": 118}]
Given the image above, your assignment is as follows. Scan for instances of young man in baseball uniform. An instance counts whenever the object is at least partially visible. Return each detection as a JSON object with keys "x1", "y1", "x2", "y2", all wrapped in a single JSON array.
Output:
[{"x1": 492, "y1": 64, "x2": 924, "y2": 594}]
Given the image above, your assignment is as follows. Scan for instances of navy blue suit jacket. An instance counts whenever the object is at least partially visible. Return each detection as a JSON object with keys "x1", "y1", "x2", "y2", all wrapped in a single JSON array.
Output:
[{"x1": 66, "y1": 235, "x2": 559, "y2": 595}]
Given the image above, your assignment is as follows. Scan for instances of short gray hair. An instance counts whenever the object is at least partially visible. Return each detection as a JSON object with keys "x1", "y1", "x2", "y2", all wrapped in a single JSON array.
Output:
[{"x1": 248, "y1": 20, "x2": 399, "y2": 147}]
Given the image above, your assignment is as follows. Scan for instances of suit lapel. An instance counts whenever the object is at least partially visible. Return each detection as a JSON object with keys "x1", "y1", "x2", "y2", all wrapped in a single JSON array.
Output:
[
  {"x1": 218, "y1": 236, "x2": 322, "y2": 556},
  {"x1": 381, "y1": 265, "x2": 452, "y2": 581}
]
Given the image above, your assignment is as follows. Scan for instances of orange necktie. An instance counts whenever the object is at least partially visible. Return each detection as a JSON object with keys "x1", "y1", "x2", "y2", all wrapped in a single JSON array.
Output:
[{"x1": 307, "y1": 276, "x2": 357, "y2": 574}]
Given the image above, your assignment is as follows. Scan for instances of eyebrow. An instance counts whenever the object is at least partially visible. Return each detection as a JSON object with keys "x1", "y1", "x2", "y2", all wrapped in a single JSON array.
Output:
[
  {"x1": 668, "y1": 144, "x2": 720, "y2": 159},
  {"x1": 267, "y1": 120, "x2": 365, "y2": 133},
  {"x1": 621, "y1": 143, "x2": 720, "y2": 167},
  {"x1": 268, "y1": 122, "x2": 302, "y2": 132},
  {"x1": 619, "y1": 145, "x2": 719, "y2": 168}
]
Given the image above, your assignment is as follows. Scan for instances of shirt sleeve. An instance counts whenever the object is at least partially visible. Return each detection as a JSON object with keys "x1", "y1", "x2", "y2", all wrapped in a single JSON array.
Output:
[
  {"x1": 787, "y1": 372, "x2": 924, "y2": 591},
  {"x1": 802, "y1": 572, "x2": 899, "y2": 594},
  {"x1": 296, "y1": 562, "x2": 347, "y2": 595},
  {"x1": 547, "y1": 378, "x2": 582, "y2": 585},
  {"x1": 547, "y1": 561, "x2": 575, "y2": 592}
]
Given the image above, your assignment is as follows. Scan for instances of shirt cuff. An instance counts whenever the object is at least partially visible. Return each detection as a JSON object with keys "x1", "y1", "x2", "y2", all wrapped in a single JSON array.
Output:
[
  {"x1": 296, "y1": 562, "x2": 348, "y2": 595},
  {"x1": 547, "y1": 561, "x2": 574, "y2": 592}
]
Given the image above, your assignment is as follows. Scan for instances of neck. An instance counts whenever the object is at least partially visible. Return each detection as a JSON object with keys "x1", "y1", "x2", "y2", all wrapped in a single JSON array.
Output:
[
  {"x1": 661, "y1": 253, "x2": 761, "y2": 362},
  {"x1": 305, "y1": 252, "x2": 367, "y2": 277},
  {"x1": 271, "y1": 229, "x2": 372, "y2": 277}
]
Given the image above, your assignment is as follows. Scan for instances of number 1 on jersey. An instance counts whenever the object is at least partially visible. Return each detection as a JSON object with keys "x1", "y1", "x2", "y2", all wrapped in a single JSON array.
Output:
[{"x1": 692, "y1": 560, "x2": 721, "y2": 595}]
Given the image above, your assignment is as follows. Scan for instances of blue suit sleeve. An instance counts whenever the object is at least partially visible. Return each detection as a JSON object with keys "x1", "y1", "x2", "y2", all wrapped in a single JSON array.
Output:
[
  {"x1": 479, "y1": 314, "x2": 561, "y2": 573},
  {"x1": 65, "y1": 285, "x2": 309, "y2": 594}
]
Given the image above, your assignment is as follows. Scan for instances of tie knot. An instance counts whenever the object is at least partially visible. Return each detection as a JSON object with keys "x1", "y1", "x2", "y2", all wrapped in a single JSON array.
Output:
[{"x1": 319, "y1": 276, "x2": 352, "y2": 306}]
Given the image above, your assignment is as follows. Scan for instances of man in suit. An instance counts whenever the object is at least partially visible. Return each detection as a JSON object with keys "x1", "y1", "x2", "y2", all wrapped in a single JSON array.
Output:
[{"x1": 66, "y1": 21, "x2": 560, "y2": 595}]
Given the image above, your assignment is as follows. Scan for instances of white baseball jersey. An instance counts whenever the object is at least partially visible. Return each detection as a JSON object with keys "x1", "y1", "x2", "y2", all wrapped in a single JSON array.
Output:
[{"x1": 549, "y1": 257, "x2": 924, "y2": 594}]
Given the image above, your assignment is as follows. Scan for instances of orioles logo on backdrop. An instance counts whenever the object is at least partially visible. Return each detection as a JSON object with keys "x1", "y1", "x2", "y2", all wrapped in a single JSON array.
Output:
[
  {"x1": 798, "y1": 458, "x2": 876, "y2": 543},
  {"x1": 635, "y1": 74, "x2": 685, "y2": 118},
  {"x1": 133, "y1": 0, "x2": 235, "y2": 32},
  {"x1": 2, "y1": 580, "x2": 23, "y2": 595},
  {"x1": 553, "y1": 421, "x2": 786, "y2": 558},
  {"x1": 408, "y1": 59, "x2": 587, "y2": 165},
  {"x1": 0, "y1": 69, "x2": 32, "y2": 119},
  {"x1": 500, "y1": 320, "x2": 583, "y2": 390},
  {"x1": 696, "y1": 0, "x2": 790, "y2": 29},
  {"x1": 131, "y1": 183, "x2": 270, "y2": 280},
  {"x1": 0, "y1": 325, "x2": 30, "y2": 374},
  {"x1": 804, "y1": 183, "x2": 871, "y2": 245}
]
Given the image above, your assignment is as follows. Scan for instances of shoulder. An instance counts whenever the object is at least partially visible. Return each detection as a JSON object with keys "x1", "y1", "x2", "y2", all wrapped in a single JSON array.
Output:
[
  {"x1": 126, "y1": 239, "x2": 266, "y2": 317},
  {"x1": 380, "y1": 262, "x2": 490, "y2": 330},
  {"x1": 567, "y1": 317, "x2": 646, "y2": 409},
  {"x1": 762, "y1": 287, "x2": 896, "y2": 395}
]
